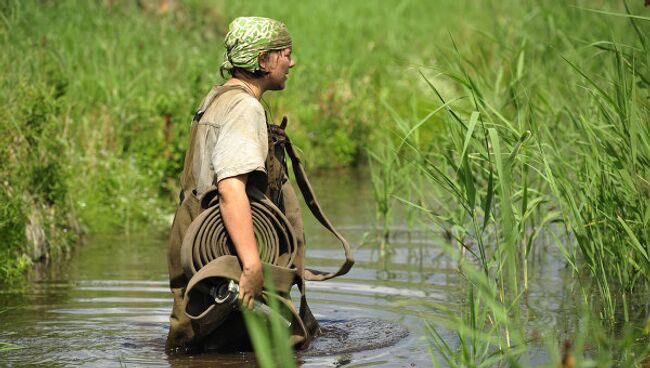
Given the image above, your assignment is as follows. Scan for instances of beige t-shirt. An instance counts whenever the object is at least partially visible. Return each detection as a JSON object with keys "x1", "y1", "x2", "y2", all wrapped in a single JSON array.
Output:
[{"x1": 190, "y1": 85, "x2": 268, "y2": 197}]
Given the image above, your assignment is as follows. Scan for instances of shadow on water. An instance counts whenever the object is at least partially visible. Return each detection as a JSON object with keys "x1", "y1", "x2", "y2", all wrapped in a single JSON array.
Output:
[{"x1": 0, "y1": 167, "x2": 598, "y2": 367}]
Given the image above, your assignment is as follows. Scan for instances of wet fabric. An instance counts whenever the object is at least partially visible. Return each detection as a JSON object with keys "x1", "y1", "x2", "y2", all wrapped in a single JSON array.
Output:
[
  {"x1": 220, "y1": 16, "x2": 292, "y2": 77},
  {"x1": 179, "y1": 186, "x2": 312, "y2": 346},
  {"x1": 166, "y1": 181, "x2": 307, "y2": 351}
]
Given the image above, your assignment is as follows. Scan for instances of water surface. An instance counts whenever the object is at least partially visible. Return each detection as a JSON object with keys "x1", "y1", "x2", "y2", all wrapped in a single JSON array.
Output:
[{"x1": 0, "y1": 168, "x2": 574, "y2": 367}]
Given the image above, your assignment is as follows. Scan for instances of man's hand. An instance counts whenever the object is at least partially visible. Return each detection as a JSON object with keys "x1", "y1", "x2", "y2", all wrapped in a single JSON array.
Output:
[
  {"x1": 217, "y1": 174, "x2": 263, "y2": 309},
  {"x1": 239, "y1": 259, "x2": 263, "y2": 309},
  {"x1": 268, "y1": 116, "x2": 288, "y2": 140}
]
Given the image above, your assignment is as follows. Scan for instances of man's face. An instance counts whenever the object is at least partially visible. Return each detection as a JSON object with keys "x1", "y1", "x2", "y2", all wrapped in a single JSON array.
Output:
[{"x1": 261, "y1": 48, "x2": 295, "y2": 91}]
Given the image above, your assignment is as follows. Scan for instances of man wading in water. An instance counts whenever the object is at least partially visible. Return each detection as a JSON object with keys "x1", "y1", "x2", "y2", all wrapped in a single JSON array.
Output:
[{"x1": 166, "y1": 17, "x2": 317, "y2": 353}]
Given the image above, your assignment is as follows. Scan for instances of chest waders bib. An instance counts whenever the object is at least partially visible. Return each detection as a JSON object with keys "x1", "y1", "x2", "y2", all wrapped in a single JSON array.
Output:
[{"x1": 167, "y1": 86, "x2": 354, "y2": 351}]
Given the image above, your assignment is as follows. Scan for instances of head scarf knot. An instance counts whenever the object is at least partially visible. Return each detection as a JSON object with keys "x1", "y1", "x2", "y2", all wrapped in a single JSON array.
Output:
[{"x1": 220, "y1": 17, "x2": 292, "y2": 78}]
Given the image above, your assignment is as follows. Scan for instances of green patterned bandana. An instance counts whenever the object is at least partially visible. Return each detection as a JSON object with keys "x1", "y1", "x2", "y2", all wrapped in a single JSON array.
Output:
[{"x1": 220, "y1": 17, "x2": 292, "y2": 77}]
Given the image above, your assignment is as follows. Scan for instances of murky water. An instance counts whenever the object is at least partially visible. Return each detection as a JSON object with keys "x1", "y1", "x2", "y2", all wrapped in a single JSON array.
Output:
[{"x1": 0, "y1": 168, "x2": 575, "y2": 367}]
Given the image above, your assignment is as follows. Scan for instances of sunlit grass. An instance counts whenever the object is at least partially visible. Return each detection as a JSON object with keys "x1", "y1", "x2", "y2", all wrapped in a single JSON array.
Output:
[
  {"x1": 369, "y1": 1, "x2": 649, "y2": 365},
  {"x1": 242, "y1": 275, "x2": 296, "y2": 368}
]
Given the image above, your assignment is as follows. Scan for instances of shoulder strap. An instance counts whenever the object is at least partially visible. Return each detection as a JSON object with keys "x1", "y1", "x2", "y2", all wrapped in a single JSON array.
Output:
[
  {"x1": 180, "y1": 85, "x2": 253, "y2": 191},
  {"x1": 193, "y1": 84, "x2": 252, "y2": 122},
  {"x1": 284, "y1": 137, "x2": 355, "y2": 281}
]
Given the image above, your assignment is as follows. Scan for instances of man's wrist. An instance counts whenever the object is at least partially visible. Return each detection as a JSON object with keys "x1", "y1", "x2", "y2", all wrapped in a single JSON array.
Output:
[{"x1": 241, "y1": 255, "x2": 262, "y2": 271}]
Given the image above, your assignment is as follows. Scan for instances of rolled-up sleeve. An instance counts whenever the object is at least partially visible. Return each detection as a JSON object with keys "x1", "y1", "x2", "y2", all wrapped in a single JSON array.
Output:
[{"x1": 212, "y1": 95, "x2": 268, "y2": 183}]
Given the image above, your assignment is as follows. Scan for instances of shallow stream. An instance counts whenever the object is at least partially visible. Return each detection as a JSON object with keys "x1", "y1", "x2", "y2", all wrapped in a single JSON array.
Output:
[{"x1": 0, "y1": 168, "x2": 575, "y2": 367}]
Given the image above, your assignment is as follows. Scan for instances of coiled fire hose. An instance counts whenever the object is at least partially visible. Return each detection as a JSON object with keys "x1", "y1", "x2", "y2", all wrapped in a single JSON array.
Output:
[
  {"x1": 179, "y1": 137, "x2": 354, "y2": 337},
  {"x1": 181, "y1": 186, "x2": 297, "y2": 277},
  {"x1": 180, "y1": 186, "x2": 300, "y2": 331}
]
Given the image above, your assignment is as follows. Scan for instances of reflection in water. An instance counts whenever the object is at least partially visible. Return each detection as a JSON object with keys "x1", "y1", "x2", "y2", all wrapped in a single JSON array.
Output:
[
  {"x1": 0, "y1": 168, "x2": 575, "y2": 367},
  {"x1": 0, "y1": 244, "x2": 436, "y2": 367}
]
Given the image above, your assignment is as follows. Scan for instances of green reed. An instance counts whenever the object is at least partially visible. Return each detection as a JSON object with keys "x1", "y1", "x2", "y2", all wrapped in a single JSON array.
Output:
[
  {"x1": 242, "y1": 274, "x2": 296, "y2": 368},
  {"x1": 0, "y1": 342, "x2": 23, "y2": 352},
  {"x1": 0, "y1": 0, "x2": 486, "y2": 280},
  {"x1": 2, "y1": 0, "x2": 638, "y2": 283},
  {"x1": 367, "y1": 139, "x2": 401, "y2": 255},
  {"x1": 1, "y1": 0, "x2": 220, "y2": 277},
  {"x1": 368, "y1": 2, "x2": 650, "y2": 365}
]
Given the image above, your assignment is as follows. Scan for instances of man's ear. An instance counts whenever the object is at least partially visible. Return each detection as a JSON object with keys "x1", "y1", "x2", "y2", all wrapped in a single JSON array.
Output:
[{"x1": 258, "y1": 52, "x2": 270, "y2": 72}]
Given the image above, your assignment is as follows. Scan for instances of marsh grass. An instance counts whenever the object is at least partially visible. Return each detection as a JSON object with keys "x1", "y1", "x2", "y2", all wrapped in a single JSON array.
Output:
[
  {"x1": 0, "y1": 0, "x2": 497, "y2": 280},
  {"x1": 0, "y1": 0, "x2": 486, "y2": 279},
  {"x1": 1, "y1": 0, "x2": 225, "y2": 277},
  {"x1": 241, "y1": 276, "x2": 296, "y2": 368},
  {"x1": 0, "y1": 342, "x2": 24, "y2": 352},
  {"x1": 367, "y1": 1, "x2": 650, "y2": 365},
  {"x1": 368, "y1": 140, "x2": 401, "y2": 255}
]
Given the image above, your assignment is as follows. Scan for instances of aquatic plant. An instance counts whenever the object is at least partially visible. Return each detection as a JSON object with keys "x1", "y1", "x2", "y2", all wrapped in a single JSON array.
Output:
[
  {"x1": 0, "y1": 342, "x2": 24, "y2": 352},
  {"x1": 0, "y1": 0, "x2": 221, "y2": 277},
  {"x1": 367, "y1": 139, "x2": 401, "y2": 255},
  {"x1": 380, "y1": 2, "x2": 650, "y2": 365},
  {"x1": 242, "y1": 277, "x2": 296, "y2": 368}
]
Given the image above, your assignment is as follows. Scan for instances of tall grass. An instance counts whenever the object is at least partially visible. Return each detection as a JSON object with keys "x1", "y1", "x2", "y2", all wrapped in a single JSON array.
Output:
[
  {"x1": 1, "y1": 0, "x2": 225, "y2": 276},
  {"x1": 0, "y1": 0, "x2": 499, "y2": 279},
  {"x1": 369, "y1": 1, "x2": 649, "y2": 365},
  {"x1": 2, "y1": 0, "x2": 636, "y2": 272},
  {"x1": 242, "y1": 276, "x2": 296, "y2": 368},
  {"x1": 368, "y1": 140, "x2": 401, "y2": 255},
  {"x1": 1, "y1": 0, "x2": 648, "y2": 363}
]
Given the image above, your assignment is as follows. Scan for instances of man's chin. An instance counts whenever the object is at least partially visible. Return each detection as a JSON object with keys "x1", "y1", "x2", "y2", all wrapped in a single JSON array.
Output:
[{"x1": 270, "y1": 83, "x2": 286, "y2": 91}]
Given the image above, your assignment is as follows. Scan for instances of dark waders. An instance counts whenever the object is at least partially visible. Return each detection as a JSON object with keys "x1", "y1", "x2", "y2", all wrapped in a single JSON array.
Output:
[{"x1": 166, "y1": 87, "x2": 353, "y2": 352}]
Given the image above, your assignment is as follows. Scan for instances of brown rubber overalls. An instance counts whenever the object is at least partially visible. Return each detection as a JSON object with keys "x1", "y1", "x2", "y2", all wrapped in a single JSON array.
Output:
[{"x1": 165, "y1": 85, "x2": 318, "y2": 352}]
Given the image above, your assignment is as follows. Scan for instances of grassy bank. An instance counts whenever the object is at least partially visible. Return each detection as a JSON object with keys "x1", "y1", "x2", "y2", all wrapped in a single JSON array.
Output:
[
  {"x1": 0, "y1": 0, "x2": 539, "y2": 279},
  {"x1": 1, "y1": 0, "x2": 224, "y2": 278},
  {"x1": 0, "y1": 0, "x2": 432, "y2": 279}
]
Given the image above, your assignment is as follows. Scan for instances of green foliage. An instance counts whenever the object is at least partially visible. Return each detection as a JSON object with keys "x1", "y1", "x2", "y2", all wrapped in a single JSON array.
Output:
[
  {"x1": 0, "y1": 28, "x2": 77, "y2": 278},
  {"x1": 242, "y1": 276, "x2": 296, "y2": 368},
  {"x1": 1, "y1": 2, "x2": 648, "y2": 364},
  {"x1": 0, "y1": 0, "x2": 493, "y2": 279},
  {"x1": 0, "y1": 0, "x2": 228, "y2": 279},
  {"x1": 0, "y1": 186, "x2": 27, "y2": 278},
  {"x1": 368, "y1": 140, "x2": 401, "y2": 254},
  {"x1": 218, "y1": 0, "x2": 473, "y2": 168},
  {"x1": 368, "y1": 1, "x2": 650, "y2": 365}
]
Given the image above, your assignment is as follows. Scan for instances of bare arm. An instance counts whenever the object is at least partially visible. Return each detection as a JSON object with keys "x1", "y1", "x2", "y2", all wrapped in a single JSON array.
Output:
[{"x1": 217, "y1": 174, "x2": 262, "y2": 309}]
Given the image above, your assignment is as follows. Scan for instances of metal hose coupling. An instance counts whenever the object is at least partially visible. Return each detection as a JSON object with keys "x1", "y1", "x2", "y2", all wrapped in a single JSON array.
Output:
[
  {"x1": 210, "y1": 279, "x2": 291, "y2": 327},
  {"x1": 210, "y1": 279, "x2": 239, "y2": 305}
]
